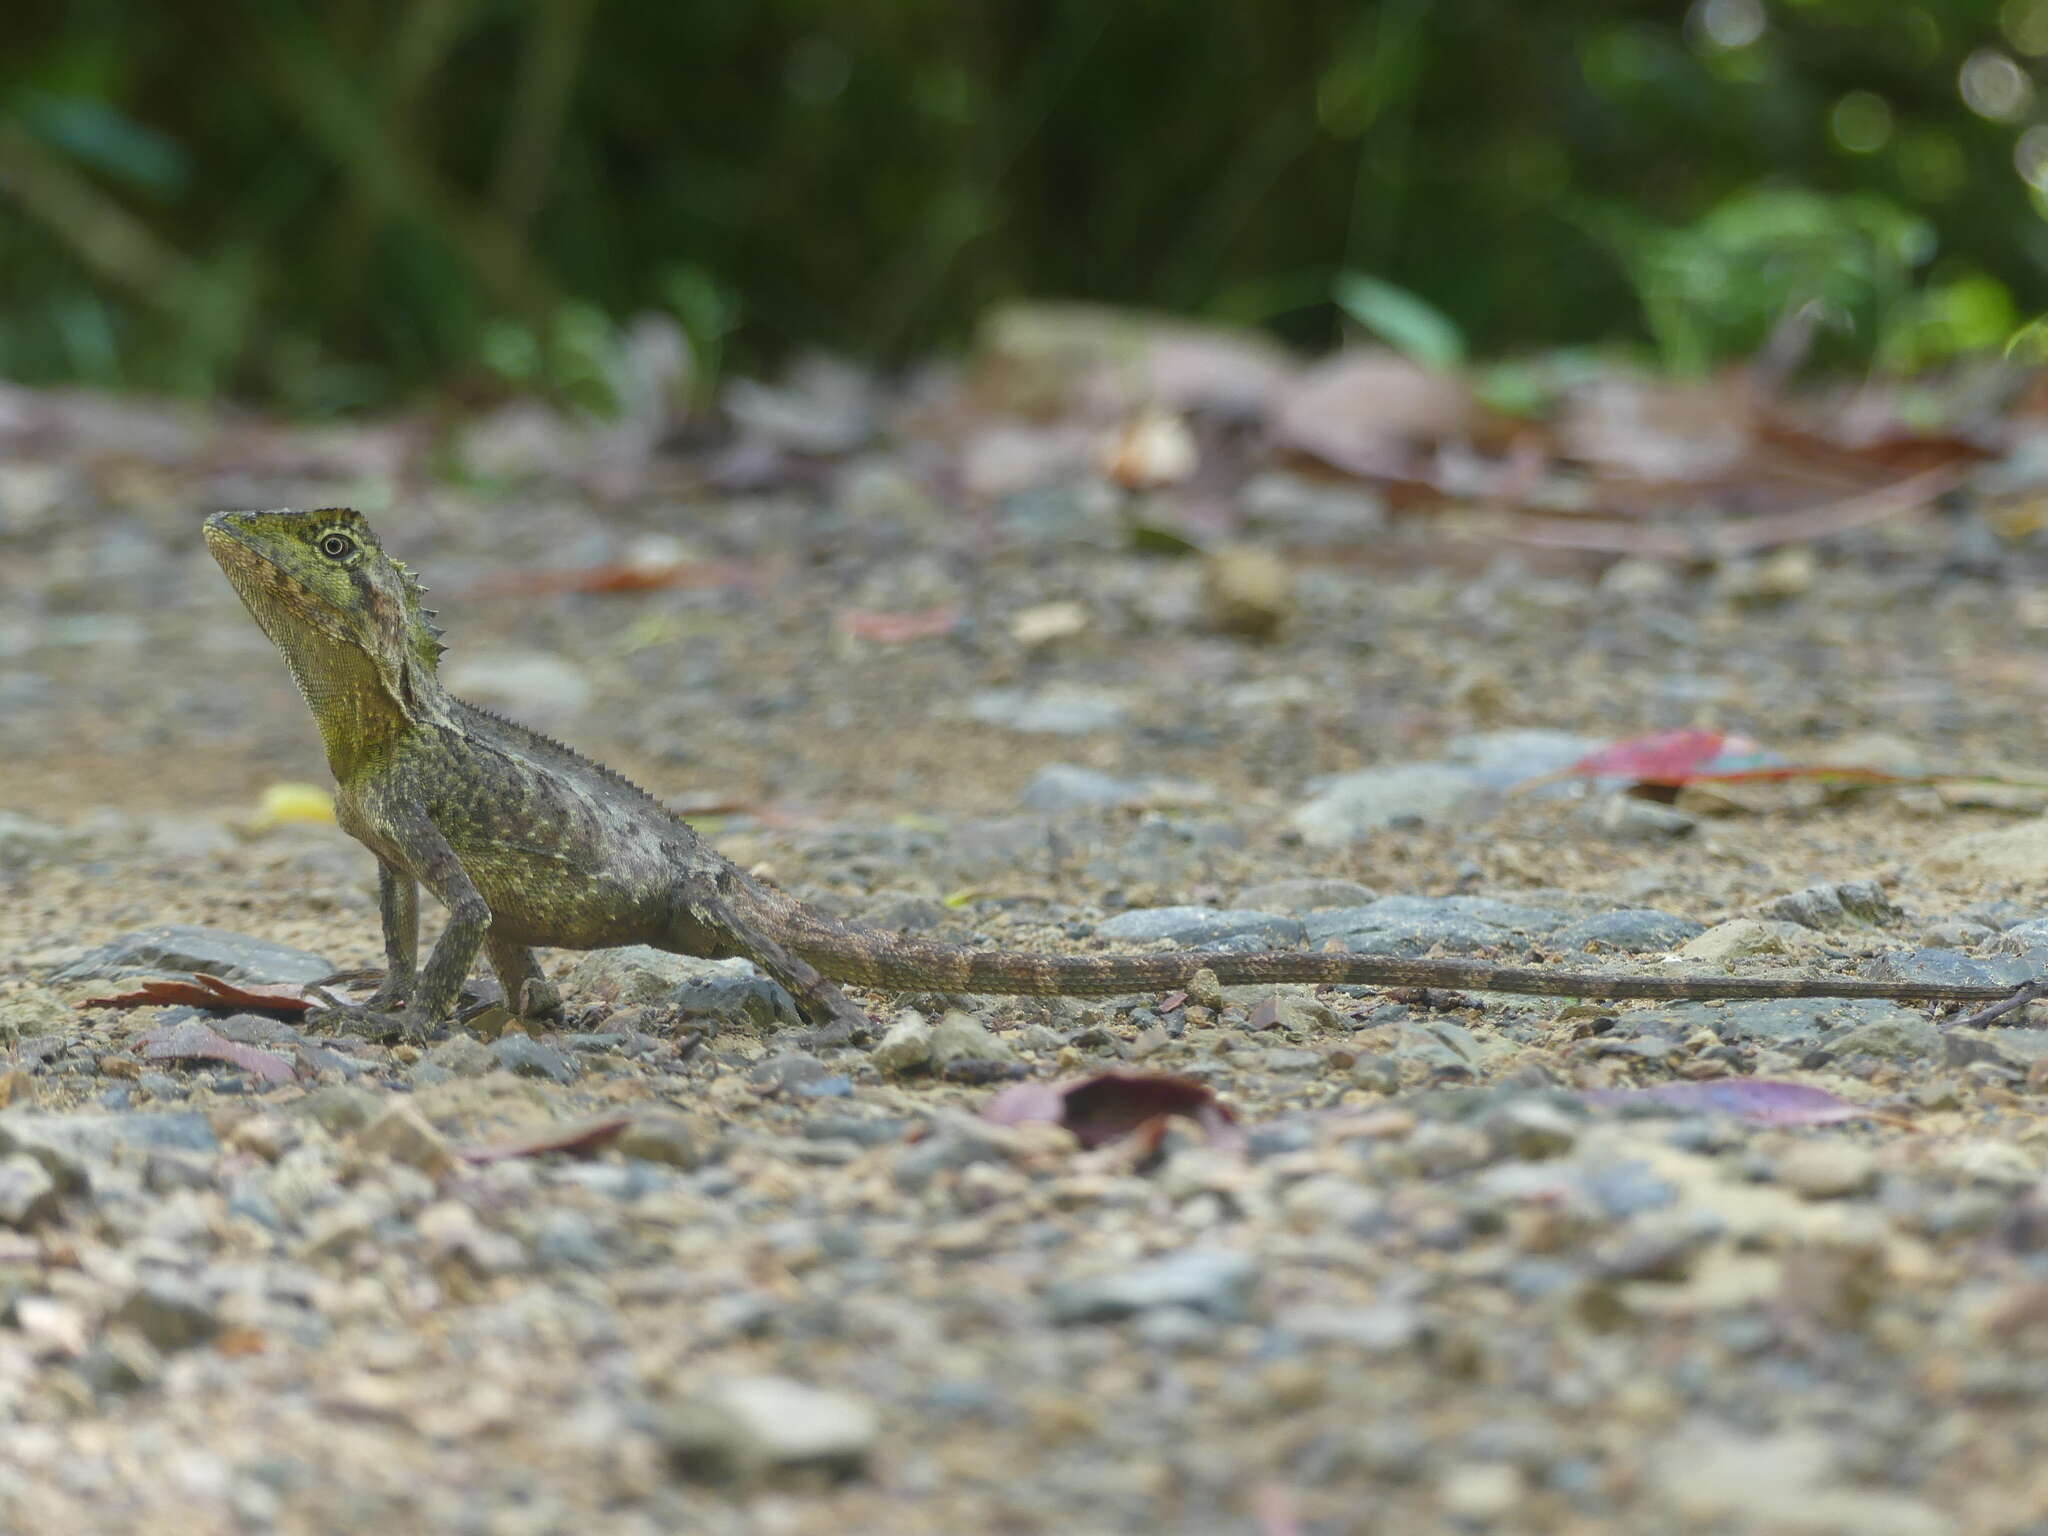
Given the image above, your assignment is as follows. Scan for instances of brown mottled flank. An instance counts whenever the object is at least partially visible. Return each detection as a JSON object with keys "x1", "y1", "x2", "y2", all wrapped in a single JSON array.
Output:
[{"x1": 204, "y1": 508, "x2": 2016, "y2": 1037}]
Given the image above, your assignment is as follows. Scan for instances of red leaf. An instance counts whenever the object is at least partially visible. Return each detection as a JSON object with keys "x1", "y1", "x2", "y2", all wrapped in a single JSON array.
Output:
[
  {"x1": 1564, "y1": 728, "x2": 1756, "y2": 785},
  {"x1": 136, "y1": 1022, "x2": 297, "y2": 1085},
  {"x1": 982, "y1": 1071, "x2": 1242, "y2": 1150},
  {"x1": 81, "y1": 973, "x2": 318, "y2": 1014},
  {"x1": 838, "y1": 606, "x2": 961, "y2": 643},
  {"x1": 1534, "y1": 729, "x2": 1979, "y2": 793},
  {"x1": 1584, "y1": 1076, "x2": 1906, "y2": 1127},
  {"x1": 456, "y1": 1113, "x2": 636, "y2": 1164},
  {"x1": 473, "y1": 560, "x2": 757, "y2": 598}
]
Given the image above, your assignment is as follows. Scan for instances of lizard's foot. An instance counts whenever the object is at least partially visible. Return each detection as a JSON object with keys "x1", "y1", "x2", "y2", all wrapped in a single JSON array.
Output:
[
  {"x1": 791, "y1": 995, "x2": 874, "y2": 1050},
  {"x1": 516, "y1": 976, "x2": 563, "y2": 1021},
  {"x1": 1948, "y1": 977, "x2": 2048, "y2": 1031},
  {"x1": 305, "y1": 994, "x2": 432, "y2": 1043},
  {"x1": 361, "y1": 980, "x2": 412, "y2": 1013}
]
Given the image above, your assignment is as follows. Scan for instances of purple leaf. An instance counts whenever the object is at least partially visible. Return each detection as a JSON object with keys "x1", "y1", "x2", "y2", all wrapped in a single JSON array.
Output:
[
  {"x1": 1584, "y1": 1076, "x2": 1904, "y2": 1127},
  {"x1": 136, "y1": 1022, "x2": 297, "y2": 1086}
]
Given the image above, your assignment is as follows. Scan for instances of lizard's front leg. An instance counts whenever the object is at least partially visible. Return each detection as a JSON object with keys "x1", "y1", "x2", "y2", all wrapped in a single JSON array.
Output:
[
  {"x1": 360, "y1": 860, "x2": 419, "y2": 1010},
  {"x1": 314, "y1": 814, "x2": 490, "y2": 1040}
]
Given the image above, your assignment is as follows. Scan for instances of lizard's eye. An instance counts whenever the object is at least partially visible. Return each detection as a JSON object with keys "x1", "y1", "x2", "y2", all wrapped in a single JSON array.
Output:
[{"x1": 318, "y1": 532, "x2": 357, "y2": 560}]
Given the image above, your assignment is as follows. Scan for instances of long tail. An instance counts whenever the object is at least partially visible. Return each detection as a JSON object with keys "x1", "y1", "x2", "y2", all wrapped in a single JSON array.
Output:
[{"x1": 730, "y1": 886, "x2": 2014, "y2": 1003}]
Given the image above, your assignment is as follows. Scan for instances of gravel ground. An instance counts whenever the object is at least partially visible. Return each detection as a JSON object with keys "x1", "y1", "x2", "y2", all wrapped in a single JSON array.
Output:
[{"x1": 8, "y1": 400, "x2": 2048, "y2": 1533}]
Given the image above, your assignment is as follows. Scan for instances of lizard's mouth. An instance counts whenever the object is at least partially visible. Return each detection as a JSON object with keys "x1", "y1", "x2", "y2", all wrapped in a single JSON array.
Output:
[{"x1": 204, "y1": 510, "x2": 350, "y2": 641}]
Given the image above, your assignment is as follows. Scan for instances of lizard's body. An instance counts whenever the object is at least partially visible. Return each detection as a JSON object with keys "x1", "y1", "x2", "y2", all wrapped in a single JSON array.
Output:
[{"x1": 204, "y1": 507, "x2": 2019, "y2": 1035}]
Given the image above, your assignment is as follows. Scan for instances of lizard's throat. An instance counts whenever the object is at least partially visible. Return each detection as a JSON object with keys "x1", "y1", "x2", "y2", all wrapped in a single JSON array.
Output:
[{"x1": 267, "y1": 625, "x2": 431, "y2": 777}]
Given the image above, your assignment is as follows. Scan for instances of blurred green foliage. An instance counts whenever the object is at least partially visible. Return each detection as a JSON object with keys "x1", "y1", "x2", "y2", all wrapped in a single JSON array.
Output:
[{"x1": 1, "y1": 0, "x2": 2045, "y2": 410}]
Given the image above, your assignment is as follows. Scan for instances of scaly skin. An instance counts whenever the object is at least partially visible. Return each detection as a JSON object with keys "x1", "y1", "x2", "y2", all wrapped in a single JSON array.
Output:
[{"x1": 204, "y1": 507, "x2": 2018, "y2": 1038}]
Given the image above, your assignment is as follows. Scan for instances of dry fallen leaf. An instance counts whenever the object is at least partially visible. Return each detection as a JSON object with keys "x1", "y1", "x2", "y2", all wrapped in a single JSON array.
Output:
[
  {"x1": 455, "y1": 1113, "x2": 637, "y2": 1164},
  {"x1": 135, "y1": 1021, "x2": 298, "y2": 1085},
  {"x1": 981, "y1": 1071, "x2": 1242, "y2": 1150},
  {"x1": 82, "y1": 973, "x2": 319, "y2": 1015}
]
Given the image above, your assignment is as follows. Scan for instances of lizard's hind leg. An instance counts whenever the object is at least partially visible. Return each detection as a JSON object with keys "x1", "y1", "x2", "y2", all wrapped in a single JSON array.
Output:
[
  {"x1": 485, "y1": 933, "x2": 561, "y2": 1020},
  {"x1": 666, "y1": 896, "x2": 872, "y2": 1045}
]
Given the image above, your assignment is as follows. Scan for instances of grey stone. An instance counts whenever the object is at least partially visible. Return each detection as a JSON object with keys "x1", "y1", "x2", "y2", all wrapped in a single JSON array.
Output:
[
  {"x1": 295, "y1": 1085, "x2": 382, "y2": 1135},
  {"x1": 891, "y1": 1118, "x2": 1010, "y2": 1191},
  {"x1": 1292, "y1": 764, "x2": 1492, "y2": 845},
  {"x1": 0, "y1": 1111, "x2": 217, "y2": 1192},
  {"x1": 966, "y1": 685, "x2": 1130, "y2": 735},
  {"x1": 1394, "y1": 1022, "x2": 1488, "y2": 1073},
  {"x1": 1019, "y1": 763, "x2": 1147, "y2": 811},
  {"x1": 1942, "y1": 1028, "x2": 2048, "y2": 1072},
  {"x1": 1760, "y1": 880, "x2": 1898, "y2": 930},
  {"x1": 1820, "y1": 1015, "x2": 1943, "y2": 1062},
  {"x1": 1861, "y1": 948, "x2": 2032, "y2": 991},
  {"x1": 616, "y1": 1115, "x2": 707, "y2": 1170},
  {"x1": 1233, "y1": 988, "x2": 1338, "y2": 1034},
  {"x1": 76, "y1": 1334, "x2": 161, "y2": 1397},
  {"x1": 490, "y1": 1035, "x2": 578, "y2": 1084},
  {"x1": 1593, "y1": 1210, "x2": 1723, "y2": 1281},
  {"x1": 1235, "y1": 877, "x2": 1380, "y2": 913},
  {"x1": 1776, "y1": 1141, "x2": 1878, "y2": 1199},
  {"x1": 0, "y1": 1153, "x2": 58, "y2": 1226},
  {"x1": 1048, "y1": 1248, "x2": 1259, "y2": 1324},
  {"x1": 870, "y1": 1011, "x2": 935, "y2": 1072},
  {"x1": 1096, "y1": 906, "x2": 1304, "y2": 948},
  {"x1": 211, "y1": 1013, "x2": 306, "y2": 1048},
  {"x1": 1262, "y1": 1048, "x2": 1325, "y2": 1074},
  {"x1": 668, "y1": 960, "x2": 802, "y2": 1029},
  {"x1": 418, "y1": 1034, "x2": 498, "y2": 1079},
  {"x1": 531, "y1": 1211, "x2": 608, "y2": 1269},
  {"x1": 563, "y1": 946, "x2": 702, "y2": 1007},
  {"x1": 661, "y1": 1375, "x2": 878, "y2": 1482},
  {"x1": 1584, "y1": 1161, "x2": 1678, "y2": 1218},
  {"x1": 46, "y1": 924, "x2": 334, "y2": 986},
  {"x1": 1444, "y1": 730, "x2": 1606, "y2": 789},
  {"x1": 112, "y1": 1278, "x2": 220, "y2": 1351},
  {"x1": 355, "y1": 1103, "x2": 456, "y2": 1178},
  {"x1": 1241, "y1": 471, "x2": 1387, "y2": 543},
  {"x1": 748, "y1": 1052, "x2": 831, "y2": 1093},
  {"x1": 1584, "y1": 794, "x2": 1698, "y2": 841},
  {"x1": 1275, "y1": 1302, "x2": 1427, "y2": 1352},
  {"x1": 1133, "y1": 1304, "x2": 1223, "y2": 1352},
  {"x1": 1303, "y1": 896, "x2": 1574, "y2": 959},
  {"x1": 1549, "y1": 909, "x2": 1705, "y2": 954},
  {"x1": 1627, "y1": 998, "x2": 1912, "y2": 1046},
  {"x1": 928, "y1": 1012, "x2": 1016, "y2": 1068},
  {"x1": 1482, "y1": 1099, "x2": 1582, "y2": 1159}
]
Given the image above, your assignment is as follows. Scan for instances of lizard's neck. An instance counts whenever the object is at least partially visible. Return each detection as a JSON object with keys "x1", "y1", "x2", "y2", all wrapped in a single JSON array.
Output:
[{"x1": 271, "y1": 626, "x2": 434, "y2": 780}]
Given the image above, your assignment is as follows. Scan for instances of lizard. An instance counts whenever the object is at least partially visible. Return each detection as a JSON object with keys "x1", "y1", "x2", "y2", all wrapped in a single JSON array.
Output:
[{"x1": 203, "y1": 506, "x2": 2028, "y2": 1040}]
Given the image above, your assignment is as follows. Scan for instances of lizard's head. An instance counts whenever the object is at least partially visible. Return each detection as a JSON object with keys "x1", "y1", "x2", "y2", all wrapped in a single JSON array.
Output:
[{"x1": 206, "y1": 507, "x2": 447, "y2": 712}]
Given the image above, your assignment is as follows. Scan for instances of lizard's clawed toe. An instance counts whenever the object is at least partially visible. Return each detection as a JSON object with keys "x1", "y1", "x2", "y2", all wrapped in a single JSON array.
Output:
[
  {"x1": 516, "y1": 977, "x2": 564, "y2": 1021},
  {"x1": 306, "y1": 1000, "x2": 433, "y2": 1043}
]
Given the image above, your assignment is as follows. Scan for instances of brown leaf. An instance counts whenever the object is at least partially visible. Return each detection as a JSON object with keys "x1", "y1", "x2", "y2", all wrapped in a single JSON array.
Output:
[
  {"x1": 80, "y1": 973, "x2": 319, "y2": 1014},
  {"x1": 136, "y1": 1022, "x2": 297, "y2": 1085},
  {"x1": 1270, "y1": 348, "x2": 1483, "y2": 491},
  {"x1": 981, "y1": 1071, "x2": 1241, "y2": 1150},
  {"x1": 1504, "y1": 463, "x2": 1967, "y2": 557},
  {"x1": 455, "y1": 1113, "x2": 636, "y2": 1164}
]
